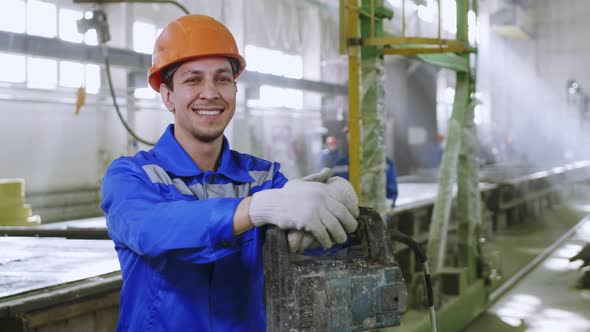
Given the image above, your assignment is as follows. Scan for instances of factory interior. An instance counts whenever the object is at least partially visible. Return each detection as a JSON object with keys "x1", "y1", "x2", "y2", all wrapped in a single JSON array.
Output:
[{"x1": 1, "y1": 0, "x2": 590, "y2": 331}]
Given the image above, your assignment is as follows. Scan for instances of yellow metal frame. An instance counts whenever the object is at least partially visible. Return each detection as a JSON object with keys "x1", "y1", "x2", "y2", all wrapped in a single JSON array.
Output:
[
  {"x1": 383, "y1": 44, "x2": 471, "y2": 55},
  {"x1": 340, "y1": 0, "x2": 475, "y2": 200},
  {"x1": 345, "y1": 0, "x2": 362, "y2": 198},
  {"x1": 364, "y1": 36, "x2": 467, "y2": 47}
]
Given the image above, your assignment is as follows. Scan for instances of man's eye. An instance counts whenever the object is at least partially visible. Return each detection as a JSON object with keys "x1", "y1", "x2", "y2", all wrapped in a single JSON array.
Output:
[{"x1": 185, "y1": 77, "x2": 199, "y2": 84}]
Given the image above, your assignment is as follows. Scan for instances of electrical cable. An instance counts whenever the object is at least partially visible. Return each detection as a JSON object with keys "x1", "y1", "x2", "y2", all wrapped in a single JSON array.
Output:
[
  {"x1": 93, "y1": 0, "x2": 190, "y2": 146},
  {"x1": 101, "y1": 45, "x2": 156, "y2": 146},
  {"x1": 389, "y1": 229, "x2": 438, "y2": 332}
]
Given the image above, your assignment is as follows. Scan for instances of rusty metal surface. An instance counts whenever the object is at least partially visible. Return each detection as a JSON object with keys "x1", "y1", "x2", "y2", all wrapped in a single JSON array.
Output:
[{"x1": 0, "y1": 237, "x2": 119, "y2": 299}]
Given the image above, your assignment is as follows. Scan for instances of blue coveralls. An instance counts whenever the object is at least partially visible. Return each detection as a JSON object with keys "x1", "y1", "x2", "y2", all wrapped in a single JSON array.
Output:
[
  {"x1": 101, "y1": 124, "x2": 288, "y2": 331},
  {"x1": 319, "y1": 148, "x2": 345, "y2": 169},
  {"x1": 331, "y1": 156, "x2": 398, "y2": 206}
]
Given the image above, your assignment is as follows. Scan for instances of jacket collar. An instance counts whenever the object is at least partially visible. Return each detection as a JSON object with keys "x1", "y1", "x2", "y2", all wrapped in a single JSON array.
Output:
[{"x1": 151, "y1": 124, "x2": 253, "y2": 182}]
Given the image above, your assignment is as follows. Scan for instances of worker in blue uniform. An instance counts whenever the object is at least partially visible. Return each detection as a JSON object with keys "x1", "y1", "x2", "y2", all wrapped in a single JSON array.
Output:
[
  {"x1": 330, "y1": 127, "x2": 398, "y2": 207},
  {"x1": 101, "y1": 15, "x2": 359, "y2": 332},
  {"x1": 319, "y1": 136, "x2": 345, "y2": 169},
  {"x1": 332, "y1": 155, "x2": 398, "y2": 206},
  {"x1": 289, "y1": 137, "x2": 398, "y2": 256}
]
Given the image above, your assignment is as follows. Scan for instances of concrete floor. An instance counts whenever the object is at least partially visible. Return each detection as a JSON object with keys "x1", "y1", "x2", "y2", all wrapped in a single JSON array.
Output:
[{"x1": 464, "y1": 203, "x2": 590, "y2": 332}]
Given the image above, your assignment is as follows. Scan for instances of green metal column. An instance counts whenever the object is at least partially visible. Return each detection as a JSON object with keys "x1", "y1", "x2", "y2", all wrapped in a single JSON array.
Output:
[
  {"x1": 358, "y1": 0, "x2": 392, "y2": 216},
  {"x1": 456, "y1": 0, "x2": 482, "y2": 283},
  {"x1": 457, "y1": 96, "x2": 483, "y2": 282},
  {"x1": 426, "y1": 0, "x2": 475, "y2": 274},
  {"x1": 344, "y1": 0, "x2": 362, "y2": 200}
]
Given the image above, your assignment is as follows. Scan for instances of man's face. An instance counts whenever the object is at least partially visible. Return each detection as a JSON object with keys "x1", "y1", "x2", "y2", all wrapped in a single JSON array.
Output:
[
  {"x1": 326, "y1": 137, "x2": 338, "y2": 151},
  {"x1": 160, "y1": 57, "x2": 237, "y2": 144}
]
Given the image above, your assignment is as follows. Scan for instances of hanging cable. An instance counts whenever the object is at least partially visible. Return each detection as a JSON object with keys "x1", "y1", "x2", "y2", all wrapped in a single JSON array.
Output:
[
  {"x1": 101, "y1": 45, "x2": 156, "y2": 146},
  {"x1": 389, "y1": 229, "x2": 438, "y2": 332},
  {"x1": 83, "y1": 1, "x2": 190, "y2": 146}
]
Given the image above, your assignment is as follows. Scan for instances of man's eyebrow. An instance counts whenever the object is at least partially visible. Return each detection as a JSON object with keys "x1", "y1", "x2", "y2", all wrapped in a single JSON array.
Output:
[
  {"x1": 216, "y1": 68, "x2": 233, "y2": 74},
  {"x1": 181, "y1": 68, "x2": 233, "y2": 76}
]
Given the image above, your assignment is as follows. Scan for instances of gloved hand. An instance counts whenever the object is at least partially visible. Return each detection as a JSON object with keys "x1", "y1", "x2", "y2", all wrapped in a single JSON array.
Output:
[
  {"x1": 288, "y1": 174, "x2": 359, "y2": 254},
  {"x1": 300, "y1": 167, "x2": 334, "y2": 182},
  {"x1": 249, "y1": 176, "x2": 358, "y2": 249},
  {"x1": 286, "y1": 168, "x2": 334, "y2": 253}
]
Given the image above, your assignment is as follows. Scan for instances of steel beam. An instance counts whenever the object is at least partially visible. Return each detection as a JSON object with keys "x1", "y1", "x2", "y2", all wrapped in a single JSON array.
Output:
[
  {"x1": 0, "y1": 30, "x2": 150, "y2": 70},
  {"x1": 0, "y1": 31, "x2": 347, "y2": 95}
]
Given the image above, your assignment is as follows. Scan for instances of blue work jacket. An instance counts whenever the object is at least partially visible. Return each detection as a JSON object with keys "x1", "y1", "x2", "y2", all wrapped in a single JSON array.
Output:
[
  {"x1": 101, "y1": 124, "x2": 288, "y2": 331},
  {"x1": 331, "y1": 155, "x2": 398, "y2": 206}
]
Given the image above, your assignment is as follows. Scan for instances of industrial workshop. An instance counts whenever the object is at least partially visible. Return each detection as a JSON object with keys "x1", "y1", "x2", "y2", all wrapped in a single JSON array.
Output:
[{"x1": 1, "y1": 0, "x2": 589, "y2": 331}]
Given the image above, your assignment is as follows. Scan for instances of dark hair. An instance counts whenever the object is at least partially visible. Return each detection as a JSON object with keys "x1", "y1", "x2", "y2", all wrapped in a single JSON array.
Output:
[
  {"x1": 227, "y1": 57, "x2": 241, "y2": 78},
  {"x1": 160, "y1": 57, "x2": 241, "y2": 91},
  {"x1": 161, "y1": 61, "x2": 184, "y2": 91}
]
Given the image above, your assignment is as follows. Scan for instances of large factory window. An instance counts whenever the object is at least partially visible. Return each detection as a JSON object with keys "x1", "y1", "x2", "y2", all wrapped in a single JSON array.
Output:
[
  {"x1": 134, "y1": 88, "x2": 156, "y2": 99},
  {"x1": 0, "y1": 0, "x2": 25, "y2": 34},
  {"x1": 0, "y1": 53, "x2": 26, "y2": 83},
  {"x1": 386, "y1": 0, "x2": 417, "y2": 12},
  {"x1": 85, "y1": 29, "x2": 98, "y2": 46},
  {"x1": 442, "y1": 0, "x2": 457, "y2": 34},
  {"x1": 26, "y1": 0, "x2": 57, "y2": 38},
  {"x1": 27, "y1": 57, "x2": 57, "y2": 89},
  {"x1": 245, "y1": 45, "x2": 303, "y2": 79},
  {"x1": 243, "y1": 45, "x2": 304, "y2": 110},
  {"x1": 417, "y1": 0, "x2": 436, "y2": 23},
  {"x1": 133, "y1": 21, "x2": 157, "y2": 54},
  {"x1": 247, "y1": 85, "x2": 303, "y2": 110},
  {"x1": 85, "y1": 64, "x2": 100, "y2": 94},
  {"x1": 59, "y1": 8, "x2": 84, "y2": 43},
  {"x1": 59, "y1": 61, "x2": 84, "y2": 88},
  {"x1": 386, "y1": 0, "x2": 401, "y2": 7}
]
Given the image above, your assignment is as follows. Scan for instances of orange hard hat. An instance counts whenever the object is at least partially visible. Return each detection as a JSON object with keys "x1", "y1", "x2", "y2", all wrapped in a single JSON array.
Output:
[{"x1": 148, "y1": 15, "x2": 246, "y2": 92}]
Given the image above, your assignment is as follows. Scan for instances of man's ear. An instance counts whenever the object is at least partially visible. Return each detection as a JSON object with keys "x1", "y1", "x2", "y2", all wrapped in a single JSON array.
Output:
[{"x1": 160, "y1": 83, "x2": 175, "y2": 113}]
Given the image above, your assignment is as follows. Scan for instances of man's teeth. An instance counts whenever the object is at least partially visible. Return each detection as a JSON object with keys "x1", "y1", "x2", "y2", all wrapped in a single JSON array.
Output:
[{"x1": 194, "y1": 109, "x2": 222, "y2": 115}]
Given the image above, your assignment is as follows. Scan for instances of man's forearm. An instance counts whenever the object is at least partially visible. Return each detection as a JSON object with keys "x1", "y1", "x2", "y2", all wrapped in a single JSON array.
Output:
[{"x1": 233, "y1": 196, "x2": 254, "y2": 236}]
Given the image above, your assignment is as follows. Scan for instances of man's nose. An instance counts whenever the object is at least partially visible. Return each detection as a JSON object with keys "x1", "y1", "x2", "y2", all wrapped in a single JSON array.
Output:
[{"x1": 198, "y1": 80, "x2": 220, "y2": 100}]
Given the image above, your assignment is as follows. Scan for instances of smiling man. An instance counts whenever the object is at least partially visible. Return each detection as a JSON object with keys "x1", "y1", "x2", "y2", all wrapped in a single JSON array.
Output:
[{"x1": 101, "y1": 15, "x2": 359, "y2": 331}]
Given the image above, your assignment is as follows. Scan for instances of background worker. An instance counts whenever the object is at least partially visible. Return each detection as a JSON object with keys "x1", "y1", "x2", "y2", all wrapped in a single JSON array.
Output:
[
  {"x1": 332, "y1": 127, "x2": 399, "y2": 207},
  {"x1": 424, "y1": 133, "x2": 445, "y2": 169},
  {"x1": 101, "y1": 15, "x2": 359, "y2": 332},
  {"x1": 319, "y1": 135, "x2": 345, "y2": 169}
]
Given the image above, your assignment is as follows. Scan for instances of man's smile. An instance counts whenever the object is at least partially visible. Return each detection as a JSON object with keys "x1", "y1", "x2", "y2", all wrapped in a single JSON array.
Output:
[{"x1": 192, "y1": 107, "x2": 224, "y2": 116}]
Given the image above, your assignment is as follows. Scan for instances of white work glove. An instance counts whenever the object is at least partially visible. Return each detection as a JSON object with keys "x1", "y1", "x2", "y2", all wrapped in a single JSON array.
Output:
[
  {"x1": 287, "y1": 168, "x2": 336, "y2": 253},
  {"x1": 287, "y1": 170, "x2": 359, "y2": 254},
  {"x1": 249, "y1": 173, "x2": 358, "y2": 249},
  {"x1": 301, "y1": 167, "x2": 334, "y2": 182}
]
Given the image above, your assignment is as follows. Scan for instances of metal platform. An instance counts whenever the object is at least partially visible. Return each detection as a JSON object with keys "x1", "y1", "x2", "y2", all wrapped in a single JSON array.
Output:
[
  {"x1": 0, "y1": 217, "x2": 108, "y2": 239},
  {"x1": 0, "y1": 237, "x2": 120, "y2": 332}
]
